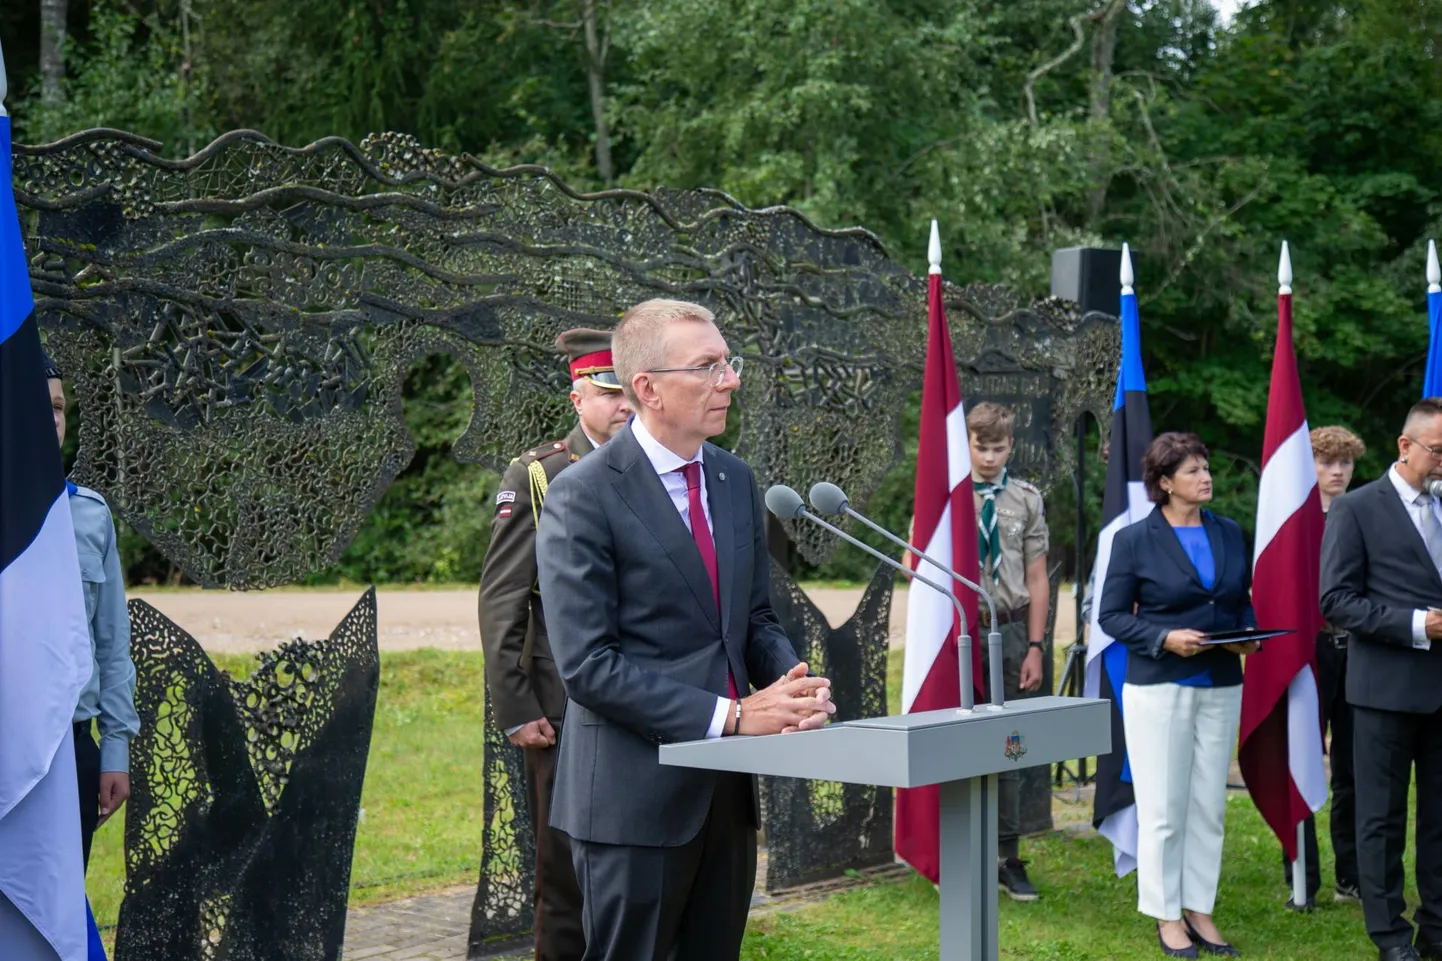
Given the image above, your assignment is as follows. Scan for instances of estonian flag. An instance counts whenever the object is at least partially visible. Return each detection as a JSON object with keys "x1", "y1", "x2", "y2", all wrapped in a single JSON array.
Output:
[
  {"x1": 0, "y1": 44, "x2": 95, "y2": 961},
  {"x1": 1082, "y1": 243, "x2": 1154, "y2": 878}
]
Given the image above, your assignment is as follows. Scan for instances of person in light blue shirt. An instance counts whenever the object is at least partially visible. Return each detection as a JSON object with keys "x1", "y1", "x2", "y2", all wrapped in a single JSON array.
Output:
[{"x1": 46, "y1": 352, "x2": 139, "y2": 869}]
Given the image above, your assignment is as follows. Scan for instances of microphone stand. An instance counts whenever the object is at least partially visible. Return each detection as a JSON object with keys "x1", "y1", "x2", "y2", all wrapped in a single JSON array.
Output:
[
  {"x1": 791, "y1": 509, "x2": 976, "y2": 712},
  {"x1": 834, "y1": 504, "x2": 1006, "y2": 712}
]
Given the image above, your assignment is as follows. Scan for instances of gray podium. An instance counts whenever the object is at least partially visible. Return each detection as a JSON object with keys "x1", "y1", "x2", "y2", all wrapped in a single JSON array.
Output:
[{"x1": 660, "y1": 695, "x2": 1111, "y2": 961}]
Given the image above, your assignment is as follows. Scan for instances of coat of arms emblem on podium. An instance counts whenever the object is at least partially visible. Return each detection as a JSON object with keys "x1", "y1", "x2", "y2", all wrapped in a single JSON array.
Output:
[{"x1": 1004, "y1": 730, "x2": 1027, "y2": 762}]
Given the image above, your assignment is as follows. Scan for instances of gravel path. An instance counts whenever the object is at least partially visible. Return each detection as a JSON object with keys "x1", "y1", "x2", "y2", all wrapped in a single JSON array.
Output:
[{"x1": 129, "y1": 584, "x2": 1079, "y2": 654}]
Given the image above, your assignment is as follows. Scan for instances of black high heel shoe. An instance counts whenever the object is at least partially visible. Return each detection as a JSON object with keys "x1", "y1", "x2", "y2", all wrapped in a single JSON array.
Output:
[
  {"x1": 1184, "y1": 917, "x2": 1241, "y2": 957},
  {"x1": 1158, "y1": 922, "x2": 1199, "y2": 958}
]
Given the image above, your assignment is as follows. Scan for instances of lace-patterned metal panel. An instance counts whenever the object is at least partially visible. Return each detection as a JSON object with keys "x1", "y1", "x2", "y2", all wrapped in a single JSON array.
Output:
[
  {"x1": 760, "y1": 560, "x2": 894, "y2": 892},
  {"x1": 113, "y1": 590, "x2": 379, "y2": 961},
  {"x1": 468, "y1": 687, "x2": 537, "y2": 956},
  {"x1": 15, "y1": 129, "x2": 1119, "y2": 585}
]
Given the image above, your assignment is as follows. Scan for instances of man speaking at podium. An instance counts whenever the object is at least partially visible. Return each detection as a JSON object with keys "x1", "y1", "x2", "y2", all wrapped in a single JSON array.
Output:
[{"x1": 535, "y1": 298, "x2": 836, "y2": 961}]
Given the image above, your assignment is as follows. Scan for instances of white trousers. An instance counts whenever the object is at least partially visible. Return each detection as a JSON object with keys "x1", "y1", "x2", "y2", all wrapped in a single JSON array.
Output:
[{"x1": 1122, "y1": 681, "x2": 1242, "y2": 921}]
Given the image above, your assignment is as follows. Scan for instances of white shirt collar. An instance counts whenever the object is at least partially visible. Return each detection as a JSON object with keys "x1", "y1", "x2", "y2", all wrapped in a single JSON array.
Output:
[
  {"x1": 1390, "y1": 463, "x2": 1425, "y2": 502},
  {"x1": 631, "y1": 415, "x2": 703, "y2": 475},
  {"x1": 580, "y1": 425, "x2": 604, "y2": 450}
]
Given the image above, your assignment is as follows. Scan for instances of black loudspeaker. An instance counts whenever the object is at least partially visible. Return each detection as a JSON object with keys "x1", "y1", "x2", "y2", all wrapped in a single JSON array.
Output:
[{"x1": 1050, "y1": 247, "x2": 1123, "y2": 316}]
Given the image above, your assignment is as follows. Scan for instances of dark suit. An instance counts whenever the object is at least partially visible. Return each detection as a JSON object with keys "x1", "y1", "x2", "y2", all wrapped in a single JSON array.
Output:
[
  {"x1": 1321, "y1": 473, "x2": 1442, "y2": 951},
  {"x1": 1098, "y1": 508, "x2": 1255, "y2": 682},
  {"x1": 479, "y1": 423, "x2": 595, "y2": 960},
  {"x1": 535, "y1": 422, "x2": 799, "y2": 961}
]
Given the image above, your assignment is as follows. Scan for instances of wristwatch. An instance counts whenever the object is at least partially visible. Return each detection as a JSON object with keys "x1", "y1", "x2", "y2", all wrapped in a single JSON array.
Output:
[{"x1": 1028, "y1": 641, "x2": 1045, "y2": 652}]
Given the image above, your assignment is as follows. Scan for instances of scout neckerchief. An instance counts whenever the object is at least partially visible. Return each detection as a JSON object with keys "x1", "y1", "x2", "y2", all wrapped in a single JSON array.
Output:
[{"x1": 976, "y1": 468, "x2": 1008, "y2": 583}]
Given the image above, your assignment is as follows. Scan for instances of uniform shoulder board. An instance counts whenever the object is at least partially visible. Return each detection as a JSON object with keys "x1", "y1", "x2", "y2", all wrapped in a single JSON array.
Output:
[
  {"x1": 1013, "y1": 478, "x2": 1041, "y2": 494},
  {"x1": 534, "y1": 440, "x2": 569, "y2": 461}
]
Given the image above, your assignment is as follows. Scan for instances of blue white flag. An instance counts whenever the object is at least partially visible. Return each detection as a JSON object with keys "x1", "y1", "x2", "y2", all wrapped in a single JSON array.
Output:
[
  {"x1": 0, "y1": 42, "x2": 94, "y2": 961},
  {"x1": 1082, "y1": 244, "x2": 1154, "y2": 878},
  {"x1": 1425, "y1": 239, "x2": 1441, "y2": 397}
]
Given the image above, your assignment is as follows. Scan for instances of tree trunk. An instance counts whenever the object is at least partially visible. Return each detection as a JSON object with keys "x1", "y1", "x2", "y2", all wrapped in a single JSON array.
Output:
[
  {"x1": 580, "y1": 0, "x2": 614, "y2": 186},
  {"x1": 40, "y1": 0, "x2": 68, "y2": 104},
  {"x1": 1086, "y1": 0, "x2": 1127, "y2": 223}
]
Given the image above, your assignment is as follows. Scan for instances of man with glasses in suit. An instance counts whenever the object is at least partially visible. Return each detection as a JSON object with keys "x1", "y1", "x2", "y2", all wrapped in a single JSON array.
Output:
[
  {"x1": 535, "y1": 298, "x2": 836, "y2": 961},
  {"x1": 1322, "y1": 398, "x2": 1442, "y2": 961}
]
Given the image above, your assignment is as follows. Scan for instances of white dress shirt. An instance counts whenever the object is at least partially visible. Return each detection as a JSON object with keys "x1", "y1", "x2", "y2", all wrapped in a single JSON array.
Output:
[
  {"x1": 1387, "y1": 464, "x2": 1437, "y2": 650},
  {"x1": 630, "y1": 417, "x2": 731, "y2": 739}
]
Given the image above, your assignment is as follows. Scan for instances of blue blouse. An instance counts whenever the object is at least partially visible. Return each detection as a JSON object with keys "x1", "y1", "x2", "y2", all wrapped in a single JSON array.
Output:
[{"x1": 1171, "y1": 525, "x2": 1215, "y2": 687}]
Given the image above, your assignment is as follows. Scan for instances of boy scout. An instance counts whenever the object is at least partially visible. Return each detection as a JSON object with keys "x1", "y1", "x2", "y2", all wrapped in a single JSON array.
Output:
[
  {"x1": 478, "y1": 329, "x2": 630, "y2": 961},
  {"x1": 46, "y1": 353, "x2": 139, "y2": 870},
  {"x1": 968, "y1": 401, "x2": 1049, "y2": 902}
]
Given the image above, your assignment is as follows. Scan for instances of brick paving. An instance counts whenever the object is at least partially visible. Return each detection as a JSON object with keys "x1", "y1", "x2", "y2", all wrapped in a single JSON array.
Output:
[
  {"x1": 342, "y1": 851, "x2": 913, "y2": 960},
  {"x1": 340, "y1": 776, "x2": 1128, "y2": 960}
]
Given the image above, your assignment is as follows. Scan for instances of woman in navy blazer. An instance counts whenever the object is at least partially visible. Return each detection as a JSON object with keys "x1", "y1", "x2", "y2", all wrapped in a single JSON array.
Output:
[{"x1": 1099, "y1": 432, "x2": 1260, "y2": 959}]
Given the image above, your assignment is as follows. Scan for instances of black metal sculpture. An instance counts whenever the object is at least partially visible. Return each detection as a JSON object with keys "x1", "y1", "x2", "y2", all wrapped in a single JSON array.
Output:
[
  {"x1": 114, "y1": 588, "x2": 380, "y2": 961},
  {"x1": 13, "y1": 126, "x2": 1120, "y2": 955},
  {"x1": 761, "y1": 559, "x2": 895, "y2": 892}
]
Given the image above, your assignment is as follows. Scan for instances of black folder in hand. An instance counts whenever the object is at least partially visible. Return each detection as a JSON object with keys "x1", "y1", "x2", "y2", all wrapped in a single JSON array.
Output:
[{"x1": 1197, "y1": 628, "x2": 1296, "y2": 646}]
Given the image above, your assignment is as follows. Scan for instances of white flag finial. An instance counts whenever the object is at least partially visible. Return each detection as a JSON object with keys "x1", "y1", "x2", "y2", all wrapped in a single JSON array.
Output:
[
  {"x1": 928, "y1": 220, "x2": 941, "y2": 275},
  {"x1": 1428, "y1": 239, "x2": 1440, "y2": 293},
  {"x1": 1278, "y1": 241, "x2": 1293, "y2": 295},
  {"x1": 0, "y1": 35, "x2": 9, "y2": 118},
  {"x1": 1120, "y1": 242, "x2": 1135, "y2": 295}
]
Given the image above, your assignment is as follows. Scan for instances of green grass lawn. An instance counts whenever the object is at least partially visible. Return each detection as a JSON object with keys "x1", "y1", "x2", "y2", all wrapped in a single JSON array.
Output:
[
  {"x1": 83, "y1": 643, "x2": 1393, "y2": 959},
  {"x1": 742, "y1": 796, "x2": 1376, "y2": 960},
  {"x1": 87, "y1": 649, "x2": 488, "y2": 937}
]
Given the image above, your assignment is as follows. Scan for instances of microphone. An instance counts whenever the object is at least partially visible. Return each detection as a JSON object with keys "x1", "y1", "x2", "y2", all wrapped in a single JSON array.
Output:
[
  {"x1": 767, "y1": 484, "x2": 976, "y2": 711},
  {"x1": 1427, "y1": 479, "x2": 1442, "y2": 498},
  {"x1": 809, "y1": 481, "x2": 1007, "y2": 711}
]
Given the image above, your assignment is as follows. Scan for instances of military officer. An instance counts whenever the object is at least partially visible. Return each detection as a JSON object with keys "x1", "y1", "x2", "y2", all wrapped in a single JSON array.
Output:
[
  {"x1": 478, "y1": 328, "x2": 630, "y2": 960},
  {"x1": 46, "y1": 353, "x2": 140, "y2": 871},
  {"x1": 968, "y1": 401, "x2": 1050, "y2": 903}
]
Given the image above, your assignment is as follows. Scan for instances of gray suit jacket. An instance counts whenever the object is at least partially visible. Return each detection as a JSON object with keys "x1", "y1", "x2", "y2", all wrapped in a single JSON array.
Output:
[
  {"x1": 1320, "y1": 474, "x2": 1442, "y2": 714},
  {"x1": 534, "y1": 423, "x2": 800, "y2": 847}
]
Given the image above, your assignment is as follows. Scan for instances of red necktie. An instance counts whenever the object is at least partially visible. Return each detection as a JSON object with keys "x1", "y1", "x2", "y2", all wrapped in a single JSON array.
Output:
[{"x1": 679, "y1": 462, "x2": 738, "y2": 700}]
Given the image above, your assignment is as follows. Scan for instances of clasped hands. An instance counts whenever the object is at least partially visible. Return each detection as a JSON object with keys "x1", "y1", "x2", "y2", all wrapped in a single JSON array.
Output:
[
  {"x1": 729, "y1": 662, "x2": 836, "y2": 736},
  {"x1": 1163, "y1": 629, "x2": 1259, "y2": 658}
]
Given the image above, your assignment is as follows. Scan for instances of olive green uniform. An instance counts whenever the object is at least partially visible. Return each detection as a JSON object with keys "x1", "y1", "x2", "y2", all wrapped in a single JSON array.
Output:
[
  {"x1": 974, "y1": 473, "x2": 1049, "y2": 851},
  {"x1": 479, "y1": 423, "x2": 594, "y2": 960}
]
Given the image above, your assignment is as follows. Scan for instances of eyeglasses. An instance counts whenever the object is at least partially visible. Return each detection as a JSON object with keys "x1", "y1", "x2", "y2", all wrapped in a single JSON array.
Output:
[
  {"x1": 645, "y1": 357, "x2": 743, "y2": 387},
  {"x1": 1407, "y1": 436, "x2": 1442, "y2": 459}
]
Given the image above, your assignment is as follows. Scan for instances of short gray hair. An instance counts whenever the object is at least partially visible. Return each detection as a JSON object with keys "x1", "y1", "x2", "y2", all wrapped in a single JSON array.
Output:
[
  {"x1": 1405, "y1": 398, "x2": 1442, "y2": 438},
  {"x1": 612, "y1": 299, "x2": 716, "y2": 405}
]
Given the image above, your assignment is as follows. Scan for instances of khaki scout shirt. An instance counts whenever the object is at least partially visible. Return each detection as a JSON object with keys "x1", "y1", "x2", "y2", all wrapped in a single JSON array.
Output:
[{"x1": 972, "y1": 474, "x2": 1048, "y2": 613}]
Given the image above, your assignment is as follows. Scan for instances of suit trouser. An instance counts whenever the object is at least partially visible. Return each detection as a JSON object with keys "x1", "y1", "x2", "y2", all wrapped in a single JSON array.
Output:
[
  {"x1": 74, "y1": 721, "x2": 100, "y2": 872},
  {"x1": 525, "y1": 722, "x2": 586, "y2": 961},
  {"x1": 980, "y1": 618, "x2": 1039, "y2": 848},
  {"x1": 1282, "y1": 636, "x2": 1357, "y2": 897},
  {"x1": 569, "y1": 772, "x2": 756, "y2": 961},
  {"x1": 1122, "y1": 681, "x2": 1242, "y2": 920},
  {"x1": 1352, "y1": 703, "x2": 1442, "y2": 950}
]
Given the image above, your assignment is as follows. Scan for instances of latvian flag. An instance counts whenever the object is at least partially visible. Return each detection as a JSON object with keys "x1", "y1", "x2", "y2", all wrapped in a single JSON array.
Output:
[
  {"x1": 894, "y1": 221, "x2": 984, "y2": 884},
  {"x1": 1084, "y1": 243, "x2": 1154, "y2": 877},
  {"x1": 1238, "y1": 243, "x2": 1327, "y2": 858},
  {"x1": 0, "y1": 60, "x2": 95, "y2": 960}
]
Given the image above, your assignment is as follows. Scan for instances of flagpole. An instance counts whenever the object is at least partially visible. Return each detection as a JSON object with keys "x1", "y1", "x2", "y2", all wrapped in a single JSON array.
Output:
[
  {"x1": 1427, "y1": 240, "x2": 1441, "y2": 398},
  {"x1": 1278, "y1": 239, "x2": 1311, "y2": 911}
]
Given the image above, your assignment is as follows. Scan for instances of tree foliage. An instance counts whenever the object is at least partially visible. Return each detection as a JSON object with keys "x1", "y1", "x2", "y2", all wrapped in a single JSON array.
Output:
[{"x1": 9, "y1": 0, "x2": 1440, "y2": 584}]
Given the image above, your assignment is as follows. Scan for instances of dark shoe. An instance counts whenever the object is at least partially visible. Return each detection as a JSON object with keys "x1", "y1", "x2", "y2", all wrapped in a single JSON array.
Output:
[
  {"x1": 998, "y1": 857, "x2": 1038, "y2": 901},
  {"x1": 1157, "y1": 923, "x2": 1198, "y2": 958},
  {"x1": 1184, "y1": 918, "x2": 1241, "y2": 957},
  {"x1": 1378, "y1": 947, "x2": 1421, "y2": 961},
  {"x1": 1335, "y1": 880, "x2": 1362, "y2": 904},
  {"x1": 1415, "y1": 941, "x2": 1442, "y2": 961}
]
